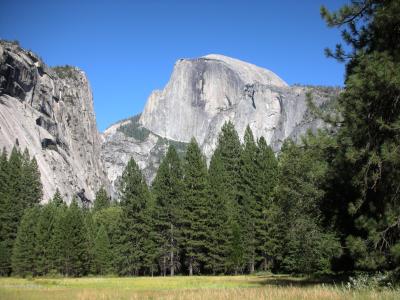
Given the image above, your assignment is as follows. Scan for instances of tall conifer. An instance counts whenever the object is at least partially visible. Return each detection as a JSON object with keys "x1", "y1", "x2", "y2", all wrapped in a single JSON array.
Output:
[{"x1": 152, "y1": 145, "x2": 183, "y2": 276}]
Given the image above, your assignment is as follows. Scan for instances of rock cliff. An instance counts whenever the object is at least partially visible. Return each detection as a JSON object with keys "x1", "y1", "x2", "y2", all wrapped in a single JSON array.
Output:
[
  {"x1": 0, "y1": 41, "x2": 337, "y2": 198},
  {"x1": 102, "y1": 54, "x2": 339, "y2": 190},
  {"x1": 0, "y1": 40, "x2": 109, "y2": 202}
]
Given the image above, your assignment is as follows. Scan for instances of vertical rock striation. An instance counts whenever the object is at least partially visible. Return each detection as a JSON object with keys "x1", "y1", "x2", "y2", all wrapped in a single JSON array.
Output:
[{"x1": 0, "y1": 40, "x2": 109, "y2": 202}]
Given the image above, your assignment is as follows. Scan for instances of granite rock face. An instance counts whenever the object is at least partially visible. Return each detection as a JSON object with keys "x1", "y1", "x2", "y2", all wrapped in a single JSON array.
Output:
[
  {"x1": 103, "y1": 54, "x2": 338, "y2": 190},
  {"x1": 0, "y1": 41, "x2": 109, "y2": 202},
  {"x1": 139, "y1": 54, "x2": 336, "y2": 157}
]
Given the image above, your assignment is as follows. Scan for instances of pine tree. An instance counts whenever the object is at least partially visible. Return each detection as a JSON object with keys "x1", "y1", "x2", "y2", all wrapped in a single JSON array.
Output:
[
  {"x1": 35, "y1": 200, "x2": 58, "y2": 275},
  {"x1": 0, "y1": 148, "x2": 11, "y2": 275},
  {"x1": 93, "y1": 187, "x2": 110, "y2": 212},
  {"x1": 11, "y1": 207, "x2": 40, "y2": 276},
  {"x1": 84, "y1": 209, "x2": 96, "y2": 275},
  {"x1": 116, "y1": 158, "x2": 152, "y2": 276},
  {"x1": 0, "y1": 146, "x2": 42, "y2": 275},
  {"x1": 92, "y1": 205, "x2": 122, "y2": 274},
  {"x1": 256, "y1": 136, "x2": 278, "y2": 271},
  {"x1": 48, "y1": 192, "x2": 67, "y2": 274},
  {"x1": 205, "y1": 149, "x2": 230, "y2": 274},
  {"x1": 142, "y1": 197, "x2": 158, "y2": 276},
  {"x1": 61, "y1": 199, "x2": 90, "y2": 276},
  {"x1": 238, "y1": 126, "x2": 258, "y2": 273},
  {"x1": 20, "y1": 149, "x2": 42, "y2": 208},
  {"x1": 181, "y1": 138, "x2": 209, "y2": 275},
  {"x1": 152, "y1": 145, "x2": 183, "y2": 276},
  {"x1": 52, "y1": 189, "x2": 64, "y2": 206},
  {"x1": 274, "y1": 136, "x2": 340, "y2": 274},
  {"x1": 92, "y1": 225, "x2": 112, "y2": 275},
  {"x1": 321, "y1": 0, "x2": 400, "y2": 272},
  {"x1": 215, "y1": 121, "x2": 244, "y2": 274},
  {"x1": 4, "y1": 147, "x2": 23, "y2": 247}
]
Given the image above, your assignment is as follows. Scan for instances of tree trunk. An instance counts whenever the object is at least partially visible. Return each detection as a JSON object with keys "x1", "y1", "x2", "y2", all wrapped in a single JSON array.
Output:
[
  {"x1": 170, "y1": 224, "x2": 174, "y2": 276},
  {"x1": 263, "y1": 256, "x2": 267, "y2": 271},
  {"x1": 163, "y1": 256, "x2": 166, "y2": 276},
  {"x1": 250, "y1": 260, "x2": 255, "y2": 274},
  {"x1": 189, "y1": 259, "x2": 193, "y2": 276}
]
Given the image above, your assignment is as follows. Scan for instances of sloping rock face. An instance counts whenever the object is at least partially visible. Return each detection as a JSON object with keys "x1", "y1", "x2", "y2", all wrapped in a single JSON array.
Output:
[
  {"x1": 102, "y1": 54, "x2": 338, "y2": 190},
  {"x1": 0, "y1": 40, "x2": 109, "y2": 202}
]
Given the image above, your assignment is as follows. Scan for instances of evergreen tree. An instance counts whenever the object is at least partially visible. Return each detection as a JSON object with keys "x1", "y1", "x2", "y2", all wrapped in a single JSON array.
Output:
[
  {"x1": 152, "y1": 145, "x2": 183, "y2": 276},
  {"x1": 116, "y1": 158, "x2": 152, "y2": 276},
  {"x1": 142, "y1": 196, "x2": 158, "y2": 276},
  {"x1": 92, "y1": 205, "x2": 122, "y2": 274},
  {"x1": 321, "y1": 0, "x2": 400, "y2": 272},
  {"x1": 52, "y1": 189, "x2": 64, "y2": 206},
  {"x1": 255, "y1": 136, "x2": 278, "y2": 271},
  {"x1": 3, "y1": 147, "x2": 23, "y2": 251},
  {"x1": 238, "y1": 126, "x2": 259, "y2": 273},
  {"x1": 92, "y1": 225, "x2": 112, "y2": 275},
  {"x1": 20, "y1": 149, "x2": 42, "y2": 208},
  {"x1": 84, "y1": 209, "x2": 96, "y2": 275},
  {"x1": 93, "y1": 187, "x2": 110, "y2": 212},
  {"x1": 215, "y1": 121, "x2": 244, "y2": 274},
  {"x1": 274, "y1": 136, "x2": 340, "y2": 274},
  {"x1": 181, "y1": 138, "x2": 209, "y2": 275},
  {"x1": 48, "y1": 193, "x2": 67, "y2": 274},
  {"x1": 205, "y1": 149, "x2": 230, "y2": 274},
  {"x1": 216, "y1": 122, "x2": 242, "y2": 203},
  {"x1": 11, "y1": 207, "x2": 40, "y2": 276},
  {"x1": 0, "y1": 146, "x2": 42, "y2": 275},
  {"x1": 61, "y1": 199, "x2": 90, "y2": 276},
  {"x1": 0, "y1": 148, "x2": 11, "y2": 275},
  {"x1": 35, "y1": 200, "x2": 58, "y2": 275}
]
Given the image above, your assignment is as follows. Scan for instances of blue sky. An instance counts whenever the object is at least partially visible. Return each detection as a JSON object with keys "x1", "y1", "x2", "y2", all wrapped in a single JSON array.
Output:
[{"x1": 0, "y1": 0, "x2": 347, "y2": 131}]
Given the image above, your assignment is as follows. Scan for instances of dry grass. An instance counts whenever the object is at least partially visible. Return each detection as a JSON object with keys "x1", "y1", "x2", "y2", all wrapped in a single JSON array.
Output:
[{"x1": 0, "y1": 275, "x2": 398, "y2": 300}]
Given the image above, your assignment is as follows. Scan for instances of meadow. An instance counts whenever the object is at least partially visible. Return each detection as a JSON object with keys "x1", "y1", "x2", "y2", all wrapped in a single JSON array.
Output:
[{"x1": 0, "y1": 275, "x2": 399, "y2": 300}]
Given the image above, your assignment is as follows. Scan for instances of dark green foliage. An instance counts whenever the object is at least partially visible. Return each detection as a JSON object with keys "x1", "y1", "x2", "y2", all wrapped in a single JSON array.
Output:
[
  {"x1": 238, "y1": 126, "x2": 260, "y2": 273},
  {"x1": 92, "y1": 225, "x2": 112, "y2": 275},
  {"x1": 52, "y1": 65, "x2": 78, "y2": 80},
  {"x1": 321, "y1": 0, "x2": 400, "y2": 274},
  {"x1": 35, "y1": 198, "x2": 59, "y2": 275},
  {"x1": 116, "y1": 158, "x2": 153, "y2": 276},
  {"x1": 274, "y1": 135, "x2": 341, "y2": 274},
  {"x1": 93, "y1": 187, "x2": 110, "y2": 212},
  {"x1": 205, "y1": 149, "x2": 230, "y2": 274},
  {"x1": 92, "y1": 205, "x2": 122, "y2": 273},
  {"x1": 215, "y1": 122, "x2": 242, "y2": 204},
  {"x1": 255, "y1": 136, "x2": 278, "y2": 271},
  {"x1": 181, "y1": 138, "x2": 209, "y2": 275},
  {"x1": 61, "y1": 199, "x2": 90, "y2": 276},
  {"x1": 11, "y1": 207, "x2": 40, "y2": 277},
  {"x1": 0, "y1": 146, "x2": 42, "y2": 276},
  {"x1": 215, "y1": 122, "x2": 245, "y2": 274},
  {"x1": 48, "y1": 197, "x2": 68, "y2": 274},
  {"x1": 152, "y1": 145, "x2": 183, "y2": 276},
  {"x1": 117, "y1": 114, "x2": 151, "y2": 141}
]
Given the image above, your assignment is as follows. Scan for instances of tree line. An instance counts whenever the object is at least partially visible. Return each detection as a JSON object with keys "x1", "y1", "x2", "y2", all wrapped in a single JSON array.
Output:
[
  {"x1": 0, "y1": 123, "x2": 344, "y2": 277},
  {"x1": 1, "y1": 0, "x2": 399, "y2": 279}
]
